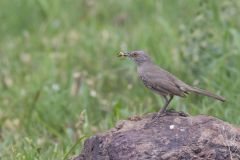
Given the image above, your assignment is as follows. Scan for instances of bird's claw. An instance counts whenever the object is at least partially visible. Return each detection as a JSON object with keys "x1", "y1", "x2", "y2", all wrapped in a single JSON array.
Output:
[
  {"x1": 151, "y1": 112, "x2": 166, "y2": 120},
  {"x1": 151, "y1": 108, "x2": 189, "y2": 121}
]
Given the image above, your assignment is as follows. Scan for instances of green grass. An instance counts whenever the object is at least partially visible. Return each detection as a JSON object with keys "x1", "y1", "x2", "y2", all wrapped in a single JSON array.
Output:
[{"x1": 0, "y1": 0, "x2": 240, "y2": 159}]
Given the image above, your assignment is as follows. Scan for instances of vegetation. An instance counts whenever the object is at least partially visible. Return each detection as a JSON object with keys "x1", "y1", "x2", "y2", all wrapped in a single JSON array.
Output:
[{"x1": 0, "y1": 0, "x2": 239, "y2": 159}]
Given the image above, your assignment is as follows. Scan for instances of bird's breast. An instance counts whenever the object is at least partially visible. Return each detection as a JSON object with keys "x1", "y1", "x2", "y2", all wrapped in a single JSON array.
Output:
[{"x1": 139, "y1": 75, "x2": 153, "y2": 89}]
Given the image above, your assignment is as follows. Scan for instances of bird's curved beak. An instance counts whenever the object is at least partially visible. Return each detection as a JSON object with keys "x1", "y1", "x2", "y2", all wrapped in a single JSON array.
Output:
[{"x1": 118, "y1": 52, "x2": 129, "y2": 57}]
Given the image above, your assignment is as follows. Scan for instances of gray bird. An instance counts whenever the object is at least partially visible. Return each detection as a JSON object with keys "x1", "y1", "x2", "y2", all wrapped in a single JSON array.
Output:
[{"x1": 118, "y1": 51, "x2": 225, "y2": 117}]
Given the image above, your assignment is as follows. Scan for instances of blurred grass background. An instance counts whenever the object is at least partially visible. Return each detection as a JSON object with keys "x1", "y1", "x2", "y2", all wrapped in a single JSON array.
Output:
[{"x1": 0, "y1": 0, "x2": 240, "y2": 159}]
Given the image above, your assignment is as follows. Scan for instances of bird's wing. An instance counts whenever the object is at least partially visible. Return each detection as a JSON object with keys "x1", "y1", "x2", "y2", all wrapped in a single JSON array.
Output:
[{"x1": 141, "y1": 66, "x2": 187, "y2": 97}]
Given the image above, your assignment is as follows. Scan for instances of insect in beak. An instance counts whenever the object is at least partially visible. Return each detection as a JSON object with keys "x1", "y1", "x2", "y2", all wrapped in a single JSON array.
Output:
[{"x1": 117, "y1": 52, "x2": 129, "y2": 57}]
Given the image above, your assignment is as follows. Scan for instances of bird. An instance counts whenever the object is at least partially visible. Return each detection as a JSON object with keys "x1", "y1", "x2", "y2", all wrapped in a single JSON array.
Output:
[{"x1": 118, "y1": 50, "x2": 225, "y2": 118}]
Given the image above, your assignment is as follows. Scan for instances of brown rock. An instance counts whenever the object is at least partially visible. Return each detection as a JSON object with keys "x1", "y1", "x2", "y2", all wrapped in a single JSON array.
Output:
[{"x1": 74, "y1": 113, "x2": 240, "y2": 160}]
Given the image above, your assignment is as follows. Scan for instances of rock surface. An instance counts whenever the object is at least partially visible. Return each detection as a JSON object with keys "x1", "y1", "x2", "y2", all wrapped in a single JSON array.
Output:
[{"x1": 74, "y1": 113, "x2": 240, "y2": 160}]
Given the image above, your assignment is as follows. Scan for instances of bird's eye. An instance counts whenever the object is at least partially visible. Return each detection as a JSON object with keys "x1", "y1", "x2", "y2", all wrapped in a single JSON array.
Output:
[{"x1": 133, "y1": 53, "x2": 137, "y2": 56}]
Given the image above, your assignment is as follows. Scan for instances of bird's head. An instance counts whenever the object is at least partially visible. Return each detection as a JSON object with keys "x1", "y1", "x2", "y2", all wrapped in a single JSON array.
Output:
[{"x1": 118, "y1": 50, "x2": 151, "y2": 65}]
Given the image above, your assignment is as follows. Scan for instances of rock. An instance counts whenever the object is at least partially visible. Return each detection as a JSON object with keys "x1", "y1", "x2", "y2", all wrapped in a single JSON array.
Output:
[{"x1": 74, "y1": 113, "x2": 240, "y2": 160}]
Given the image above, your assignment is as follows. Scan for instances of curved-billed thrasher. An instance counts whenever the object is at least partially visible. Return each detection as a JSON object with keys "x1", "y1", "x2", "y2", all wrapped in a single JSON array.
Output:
[{"x1": 118, "y1": 51, "x2": 225, "y2": 117}]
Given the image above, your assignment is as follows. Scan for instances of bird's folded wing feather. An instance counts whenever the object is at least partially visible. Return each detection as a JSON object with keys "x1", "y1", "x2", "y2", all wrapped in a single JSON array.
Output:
[{"x1": 143, "y1": 69, "x2": 186, "y2": 97}]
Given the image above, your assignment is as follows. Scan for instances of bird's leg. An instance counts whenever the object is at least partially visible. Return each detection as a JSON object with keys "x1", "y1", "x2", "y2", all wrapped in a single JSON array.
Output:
[
  {"x1": 151, "y1": 95, "x2": 174, "y2": 120},
  {"x1": 157, "y1": 95, "x2": 174, "y2": 117}
]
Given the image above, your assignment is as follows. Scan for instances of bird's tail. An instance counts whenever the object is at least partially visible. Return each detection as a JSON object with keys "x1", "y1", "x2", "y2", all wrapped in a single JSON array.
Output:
[{"x1": 187, "y1": 86, "x2": 226, "y2": 102}]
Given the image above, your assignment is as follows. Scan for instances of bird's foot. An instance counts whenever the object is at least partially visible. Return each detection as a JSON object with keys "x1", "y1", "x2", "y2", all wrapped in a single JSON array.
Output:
[
  {"x1": 145, "y1": 109, "x2": 189, "y2": 129},
  {"x1": 165, "y1": 109, "x2": 189, "y2": 117},
  {"x1": 151, "y1": 109, "x2": 189, "y2": 120},
  {"x1": 151, "y1": 111, "x2": 166, "y2": 120}
]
